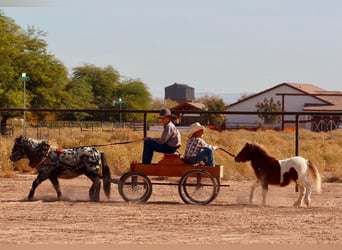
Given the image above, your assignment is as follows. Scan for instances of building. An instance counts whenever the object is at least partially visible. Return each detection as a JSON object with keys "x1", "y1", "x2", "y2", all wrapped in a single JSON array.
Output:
[
  {"x1": 171, "y1": 102, "x2": 207, "y2": 126},
  {"x1": 165, "y1": 83, "x2": 195, "y2": 103},
  {"x1": 226, "y1": 82, "x2": 342, "y2": 131}
]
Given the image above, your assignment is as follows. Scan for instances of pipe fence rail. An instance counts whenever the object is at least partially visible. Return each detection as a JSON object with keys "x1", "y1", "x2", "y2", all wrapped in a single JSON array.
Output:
[{"x1": 1, "y1": 108, "x2": 341, "y2": 156}]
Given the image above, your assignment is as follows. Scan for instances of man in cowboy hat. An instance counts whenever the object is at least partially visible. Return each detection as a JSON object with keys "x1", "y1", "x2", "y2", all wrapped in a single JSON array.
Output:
[
  {"x1": 142, "y1": 108, "x2": 181, "y2": 164},
  {"x1": 184, "y1": 122, "x2": 217, "y2": 166}
]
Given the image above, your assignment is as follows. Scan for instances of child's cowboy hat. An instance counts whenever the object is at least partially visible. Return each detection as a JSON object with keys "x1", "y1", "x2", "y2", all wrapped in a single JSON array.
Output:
[
  {"x1": 156, "y1": 108, "x2": 176, "y2": 118},
  {"x1": 189, "y1": 122, "x2": 205, "y2": 135}
]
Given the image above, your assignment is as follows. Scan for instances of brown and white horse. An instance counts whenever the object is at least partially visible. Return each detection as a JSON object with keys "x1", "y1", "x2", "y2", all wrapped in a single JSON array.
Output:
[
  {"x1": 9, "y1": 135, "x2": 111, "y2": 201},
  {"x1": 235, "y1": 142, "x2": 321, "y2": 206}
]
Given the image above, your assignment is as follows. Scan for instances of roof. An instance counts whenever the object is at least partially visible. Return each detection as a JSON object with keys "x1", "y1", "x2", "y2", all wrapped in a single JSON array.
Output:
[
  {"x1": 228, "y1": 82, "x2": 342, "y2": 111},
  {"x1": 171, "y1": 102, "x2": 207, "y2": 111},
  {"x1": 287, "y1": 83, "x2": 342, "y2": 111},
  {"x1": 165, "y1": 82, "x2": 194, "y2": 89}
]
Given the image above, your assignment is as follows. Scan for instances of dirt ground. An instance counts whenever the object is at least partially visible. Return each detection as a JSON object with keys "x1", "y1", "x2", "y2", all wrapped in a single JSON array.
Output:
[{"x1": 0, "y1": 173, "x2": 341, "y2": 244}]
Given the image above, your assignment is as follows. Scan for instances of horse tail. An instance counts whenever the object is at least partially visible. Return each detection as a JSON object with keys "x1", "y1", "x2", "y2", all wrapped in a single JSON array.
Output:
[
  {"x1": 100, "y1": 152, "x2": 111, "y2": 198},
  {"x1": 307, "y1": 160, "x2": 322, "y2": 193}
]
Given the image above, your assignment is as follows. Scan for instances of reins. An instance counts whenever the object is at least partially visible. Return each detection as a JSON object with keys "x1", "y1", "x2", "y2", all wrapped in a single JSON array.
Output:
[
  {"x1": 82, "y1": 139, "x2": 143, "y2": 148},
  {"x1": 218, "y1": 147, "x2": 236, "y2": 158},
  {"x1": 86, "y1": 141, "x2": 237, "y2": 159}
]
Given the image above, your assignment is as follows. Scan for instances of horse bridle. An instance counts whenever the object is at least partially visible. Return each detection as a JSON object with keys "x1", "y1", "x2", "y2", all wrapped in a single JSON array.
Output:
[{"x1": 23, "y1": 138, "x2": 51, "y2": 168}]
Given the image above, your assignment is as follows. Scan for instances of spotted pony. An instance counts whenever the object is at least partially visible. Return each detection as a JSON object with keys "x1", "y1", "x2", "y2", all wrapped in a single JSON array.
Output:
[
  {"x1": 9, "y1": 135, "x2": 111, "y2": 201},
  {"x1": 234, "y1": 142, "x2": 321, "y2": 207}
]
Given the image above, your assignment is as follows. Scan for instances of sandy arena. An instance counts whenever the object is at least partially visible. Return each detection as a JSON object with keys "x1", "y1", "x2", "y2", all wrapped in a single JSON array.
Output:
[{"x1": 0, "y1": 173, "x2": 341, "y2": 244}]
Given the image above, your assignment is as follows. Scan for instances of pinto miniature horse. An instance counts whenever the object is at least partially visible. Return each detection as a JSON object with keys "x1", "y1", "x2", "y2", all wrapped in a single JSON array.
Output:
[
  {"x1": 234, "y1": 142, "x2": 321, "y2": 206},
  {"x1": 9, "y1": 135, "x2": 111, "y2": 201}
]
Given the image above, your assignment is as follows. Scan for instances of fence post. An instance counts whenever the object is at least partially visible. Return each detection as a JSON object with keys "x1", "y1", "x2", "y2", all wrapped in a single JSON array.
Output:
[
  {"x1": 295, "y1": 114, "x2": 299, "y2": 156},
  {"x1": 143, "y1": 112, "x2": 147, "y2": 138}
]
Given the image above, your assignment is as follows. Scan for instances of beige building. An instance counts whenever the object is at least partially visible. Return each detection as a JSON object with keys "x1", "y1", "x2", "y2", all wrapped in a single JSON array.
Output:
[{"x1": 226, "y1": 82, "x2": 342, "y2": 131}]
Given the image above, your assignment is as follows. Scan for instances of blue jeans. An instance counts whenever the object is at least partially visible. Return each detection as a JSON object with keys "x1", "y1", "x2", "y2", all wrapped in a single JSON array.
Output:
[
  {"x1": 187, "y1": 147, "x2": 215, "y2": 167},
  {"x1": 142, "y1": 139, "x2": 177, "y2": 164}
]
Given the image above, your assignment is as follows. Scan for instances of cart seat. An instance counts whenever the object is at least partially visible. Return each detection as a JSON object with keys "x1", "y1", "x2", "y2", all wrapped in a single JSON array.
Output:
[{"x1": 158, "y1": 153, "x2": 184, "y2": 165}]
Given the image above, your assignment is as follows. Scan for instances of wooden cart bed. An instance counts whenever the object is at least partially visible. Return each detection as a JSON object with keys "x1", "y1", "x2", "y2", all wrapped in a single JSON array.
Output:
[{"x1": 130, "y1": 154, "x2": 223, "y2": 180}]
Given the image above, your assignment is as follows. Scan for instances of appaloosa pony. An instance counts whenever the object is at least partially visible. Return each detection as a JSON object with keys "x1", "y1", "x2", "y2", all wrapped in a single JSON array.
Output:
[
  {"x1": 234, "y1": 142, "x2": 321, "y2": 206},
  {"x1": 10, "y1": 135, "x2": 111, "y2": 201}
]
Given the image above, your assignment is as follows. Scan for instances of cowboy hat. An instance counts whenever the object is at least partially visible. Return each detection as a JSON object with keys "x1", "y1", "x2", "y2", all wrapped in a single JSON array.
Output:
[
  {"x1": 189, "y1": 122, "x2": 205, "y2": 135},
  {"x1": 156, "y1": 108, "x2": 176, "y2": 118}
]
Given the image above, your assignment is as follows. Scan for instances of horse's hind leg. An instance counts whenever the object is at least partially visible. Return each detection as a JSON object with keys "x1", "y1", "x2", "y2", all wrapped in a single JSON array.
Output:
[
  {"x1": 89, "y1": 178, "x2": 101, "y2": 202},
  {"x1": 293, "y1": 185, "x2": 305, "y2": 207},
  {"x1": 49, "y1": 175, "x2": 62, "y2": 200},
  {"x1": 302, "y1": 180, "x2": 312, "y2": 206},
  {"x1": 84, "y1": 172, "x2": 101, "y2": 202}
]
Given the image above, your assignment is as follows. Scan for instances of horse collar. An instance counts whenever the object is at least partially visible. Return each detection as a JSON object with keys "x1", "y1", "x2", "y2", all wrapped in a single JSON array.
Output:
[{"x1": 29, "y1": 143, "x2": 51, "y2": 168}]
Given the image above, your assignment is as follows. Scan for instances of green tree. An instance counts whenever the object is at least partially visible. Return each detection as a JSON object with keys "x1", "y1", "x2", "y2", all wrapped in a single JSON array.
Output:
[
  {"x1": 150, "y1": 98, "x2": 179, "y2": 110},
  {"x1": 114, "y1": 79, "x2": 152, "y2": 122},
  {"x1": 72, "y1": 64, "x2": 119, "y2": 108},
  {"x1": 0, "y1": 11, "x2": 154, "y2": 128},
  {"x1": 70, "y1": 66, "x2": 152, "y2": 122},
  {"x1": 63, "y1": 78, "x2": 97, "y2": 120},
  {"x1": 255, "y1": 97, "x2": 282, "y2": 124},
  {"x1": 196, "y1": 95, "x2": 227, "y2": 127},
  {"x1": 0, "y1": 11, "x2": 69, "y2": 133},
  {"x1": 71, "y1": 64, "x2": 120, "y2": 120}
]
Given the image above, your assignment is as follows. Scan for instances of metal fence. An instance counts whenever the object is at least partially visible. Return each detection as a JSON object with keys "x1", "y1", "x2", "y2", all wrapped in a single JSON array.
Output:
[{"x1": 1, "y1": 108, "x2": 341, "y2": 156}]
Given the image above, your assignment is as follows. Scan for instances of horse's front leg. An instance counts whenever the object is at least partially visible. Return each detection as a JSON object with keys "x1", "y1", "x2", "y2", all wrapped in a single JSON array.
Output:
[
  {"x1": 259, "y1": 181, "x2": 269, "y2": 206},
  {"x1": 261, "y1": 185, "x2": 268, "y2": 206},
  {"x1": 28, "y1": 171, "x2": 49, "y2": 201},
  {"x1": 249, "y1": 181, "x2": 260, "y2": 205},
  {"x1": 49, "y1": 175, "x2": 62, "y2": 200}
]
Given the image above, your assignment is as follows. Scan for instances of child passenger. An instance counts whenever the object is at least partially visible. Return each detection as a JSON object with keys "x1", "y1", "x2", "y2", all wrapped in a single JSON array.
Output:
[{"x1": 184, "y1": 122, "x2": 217, "y2": 167}]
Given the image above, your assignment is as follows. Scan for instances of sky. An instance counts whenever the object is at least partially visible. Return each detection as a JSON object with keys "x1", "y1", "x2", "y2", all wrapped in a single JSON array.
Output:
[{"x1": 1, "y1": 0, "x2": 342, "y2": 100}]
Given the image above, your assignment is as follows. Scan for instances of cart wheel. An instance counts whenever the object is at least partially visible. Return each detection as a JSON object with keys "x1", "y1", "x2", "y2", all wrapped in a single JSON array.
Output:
[
  {"x1": 118, "y1": 172, "x2": 152, "y2": 203},
  {"x1": 178, "y1": 169, "x2": 217, "y2": 205},
  {"x1": 213, "y1": 177, "x2": 221, "y2": 200}
]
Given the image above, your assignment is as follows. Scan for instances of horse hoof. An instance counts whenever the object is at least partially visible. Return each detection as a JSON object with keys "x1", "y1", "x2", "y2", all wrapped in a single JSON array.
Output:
[
  {"x1": 293, "y1": 202, "x2": 301, "y2": 207},
  {"x1": 90, "y1": 196, "x2": 100, "y2": 202}
]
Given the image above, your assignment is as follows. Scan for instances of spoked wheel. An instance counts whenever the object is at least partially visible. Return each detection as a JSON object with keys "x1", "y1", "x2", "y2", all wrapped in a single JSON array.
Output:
[
  {"x1": 118, "y1": 172, "x2": 152, "y2": 203},
  {"x1": 213, "y1": 177, "x2": 221, "y2": 200},
  {"x1": 178, "y1": 169, "x2": 217, "y2": 205}
]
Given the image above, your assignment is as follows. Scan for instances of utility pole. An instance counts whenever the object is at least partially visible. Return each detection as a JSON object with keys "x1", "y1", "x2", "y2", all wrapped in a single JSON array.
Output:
[{"x1": 19, "y1": 73, "x2": 30, "y2": 137}]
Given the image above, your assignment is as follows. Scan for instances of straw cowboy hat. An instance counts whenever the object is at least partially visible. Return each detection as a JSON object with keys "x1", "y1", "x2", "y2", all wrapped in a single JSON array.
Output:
[
  {"x1": 156, "y1": 108, "x2": 176, "y2": 118},
  {"x1": 189, "y1": 122, "x2": 205, "y2": 136}
]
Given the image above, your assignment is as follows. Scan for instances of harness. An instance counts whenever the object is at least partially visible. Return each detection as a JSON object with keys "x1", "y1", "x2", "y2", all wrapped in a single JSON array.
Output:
[
  {"x1": 55, "y1": 147, "x2": 64, "y2": 167},
  {"x1": 27, "y1": 141, "x2": 51, "y2": 168},
  {"x1": 23, "y1": 139, "x2": 141, "y2": 170}
]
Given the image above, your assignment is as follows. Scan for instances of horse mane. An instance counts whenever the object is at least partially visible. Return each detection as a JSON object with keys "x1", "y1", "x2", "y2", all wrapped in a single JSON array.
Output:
[
  {"x1": 250, "y1": 142, "x2": 275, "y2": 159},
  {"x1": 24, "y1": 137, "x2": 50, "y2": 148}
]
